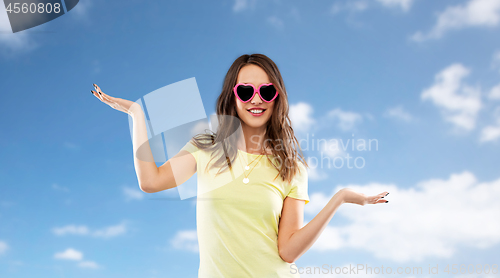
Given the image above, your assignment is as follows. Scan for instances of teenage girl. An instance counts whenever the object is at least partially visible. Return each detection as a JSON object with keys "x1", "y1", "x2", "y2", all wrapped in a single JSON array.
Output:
[{"x1": 91, "y1": 53, "x2": 389, "y2": 277}]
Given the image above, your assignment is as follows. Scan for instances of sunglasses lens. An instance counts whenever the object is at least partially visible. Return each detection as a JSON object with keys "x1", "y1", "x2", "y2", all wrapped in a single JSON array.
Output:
[
  {"x1": 236, "y1": 85, "x2": 254, "y2": 102},
  {"x1": 259, "y1": 85, "x2": 277, "y2": 102}
]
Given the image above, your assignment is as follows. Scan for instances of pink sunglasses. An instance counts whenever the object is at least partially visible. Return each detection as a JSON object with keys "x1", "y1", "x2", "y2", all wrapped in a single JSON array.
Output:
[{"x1": 233, "y1": 83, "x2": 279, "y2": 103}]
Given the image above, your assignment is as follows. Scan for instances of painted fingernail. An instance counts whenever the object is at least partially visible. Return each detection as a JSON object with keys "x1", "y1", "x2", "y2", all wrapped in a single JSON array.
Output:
[
  {"x1": 385, "y1": 201, "x2": 389, "y2": 203},
  {"x1": 381, "y1": 196, "x2": 385, "y2": 198},
  {"x1": 385, "y1": 193, "x2": 389, "y2": 196},
  {"x1": 91, "y1": 90, "x2": 94, "y2": 94},
  {"x1": 98, "y1": 91, "x2": 101, "y2": 95}
]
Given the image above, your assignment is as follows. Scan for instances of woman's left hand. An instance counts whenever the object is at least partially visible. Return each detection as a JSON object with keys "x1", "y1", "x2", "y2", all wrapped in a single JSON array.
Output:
[{"x1": 340, "y1": 188, "x2": 389, "y2": 206}]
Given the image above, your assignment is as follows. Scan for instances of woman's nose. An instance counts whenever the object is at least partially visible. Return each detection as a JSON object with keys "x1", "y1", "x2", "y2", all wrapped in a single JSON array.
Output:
[{"x1": 251, "y1": 91, "x2": 263, "y2": 104}]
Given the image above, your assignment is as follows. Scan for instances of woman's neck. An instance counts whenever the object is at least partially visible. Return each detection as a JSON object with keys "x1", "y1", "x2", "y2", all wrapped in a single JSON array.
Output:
[{"x1": 237, "y1": 122, "x2": 269, "y2": 155}]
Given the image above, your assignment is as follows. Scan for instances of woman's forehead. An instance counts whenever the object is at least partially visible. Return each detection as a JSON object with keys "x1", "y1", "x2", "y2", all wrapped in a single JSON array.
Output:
[{"x1": 237, "y1": 65, "x2": 270, "y2": 84}]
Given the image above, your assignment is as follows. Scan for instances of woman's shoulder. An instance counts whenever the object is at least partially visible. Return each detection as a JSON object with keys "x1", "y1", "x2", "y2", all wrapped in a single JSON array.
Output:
[{"x1": 293, "y1": 158, "x2": 308, "y2": 176}]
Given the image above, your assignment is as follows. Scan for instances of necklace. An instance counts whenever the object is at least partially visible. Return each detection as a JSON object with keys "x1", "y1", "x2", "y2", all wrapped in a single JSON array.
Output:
[{"x1": 237, "y1": 149, "x2": 265, "y2": 184}]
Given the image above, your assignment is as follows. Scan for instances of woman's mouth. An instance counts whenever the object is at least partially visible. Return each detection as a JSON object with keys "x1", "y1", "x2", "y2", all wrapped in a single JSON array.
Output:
[{"x1": 247, "y1": 108, "x2": 266, "y2": 117}]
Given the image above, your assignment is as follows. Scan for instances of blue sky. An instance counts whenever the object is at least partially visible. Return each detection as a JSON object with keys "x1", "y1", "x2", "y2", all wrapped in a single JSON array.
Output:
[{"x1": 1, "y1": 0, "x2": 500, "y2": 277}]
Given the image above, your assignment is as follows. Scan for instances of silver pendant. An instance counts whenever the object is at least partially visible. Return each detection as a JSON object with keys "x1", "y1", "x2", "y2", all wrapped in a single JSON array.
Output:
[
  {"x1": 243, "y1": 178, "x2": 249, "y2": 184},
  {"x1": 244, "y1": 165, "x2": 250, "y2": 170}
]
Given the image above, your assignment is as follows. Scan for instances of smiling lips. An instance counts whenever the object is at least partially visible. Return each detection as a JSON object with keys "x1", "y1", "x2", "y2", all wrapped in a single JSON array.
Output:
[{"x1": 247, "y1": 108, "x2": 266, "y2": 116}]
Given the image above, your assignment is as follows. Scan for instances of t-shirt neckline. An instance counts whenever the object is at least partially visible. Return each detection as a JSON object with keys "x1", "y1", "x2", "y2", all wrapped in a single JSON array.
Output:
[{"x1": 237, "y1": 148, "x2": 273, "y2": 156}]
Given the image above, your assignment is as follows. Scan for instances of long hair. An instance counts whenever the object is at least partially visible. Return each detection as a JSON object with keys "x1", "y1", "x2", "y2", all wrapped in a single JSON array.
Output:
[{"x1": 189, "y1": 53, "x2": 308, "y2": 184}]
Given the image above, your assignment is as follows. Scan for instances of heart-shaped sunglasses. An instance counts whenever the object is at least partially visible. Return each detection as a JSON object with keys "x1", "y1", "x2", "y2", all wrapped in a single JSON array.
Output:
[{"x1": 233, "y1": 83, "x2": 279, "y2": 103}]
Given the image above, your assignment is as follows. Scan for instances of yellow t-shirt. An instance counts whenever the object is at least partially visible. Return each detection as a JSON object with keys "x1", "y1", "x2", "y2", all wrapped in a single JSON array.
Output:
[{"x1": 180, "y1": 141, "x2": 310, "y2": 278}]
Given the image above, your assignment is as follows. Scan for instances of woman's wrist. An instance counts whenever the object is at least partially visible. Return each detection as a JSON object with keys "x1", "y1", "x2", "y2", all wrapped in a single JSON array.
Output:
[
  {"x1": 338, "y1": 188, "x2": 367, "y2": 206},
  {"x1": 333, "y1": 189, "x2": 347, "y2": 205}
]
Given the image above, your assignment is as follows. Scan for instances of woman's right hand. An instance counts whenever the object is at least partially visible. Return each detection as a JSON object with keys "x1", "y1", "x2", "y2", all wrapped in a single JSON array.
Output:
[
  {"x1": 340, "y1": 188, "x2": 389, "y2": 206},
  {"x1": 91, "y1": 83, "x2": 140, "y2": 115}
]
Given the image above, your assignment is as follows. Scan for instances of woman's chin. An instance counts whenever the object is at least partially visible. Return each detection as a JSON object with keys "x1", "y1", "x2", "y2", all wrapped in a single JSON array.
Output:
[{"x1": 241, "y1": 117, "x2": 269, "y2": 129}]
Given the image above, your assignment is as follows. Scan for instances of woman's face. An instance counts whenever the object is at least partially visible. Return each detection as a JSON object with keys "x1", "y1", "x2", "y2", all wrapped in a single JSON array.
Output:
[{"x1": 234, "y1": 64, "x2": 276, "y2": 129}]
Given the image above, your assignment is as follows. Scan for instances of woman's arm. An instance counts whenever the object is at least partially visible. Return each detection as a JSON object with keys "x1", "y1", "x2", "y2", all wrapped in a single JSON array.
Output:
[
  {"x1": 278, "y1": 189, "x2": 389, "y2": 263},
  {"x1": 128, "y1": 105, "x2": 161, "y2": 192},
  {"x1": 91, "y1": 84, "x2": 196, "y2": 193},
  {"x1": 129, "y1": 106, "x2": 197, "y2": 193}
]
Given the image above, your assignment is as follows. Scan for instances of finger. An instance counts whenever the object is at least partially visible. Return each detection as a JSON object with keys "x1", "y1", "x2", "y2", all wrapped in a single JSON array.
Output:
[
  {"x1": 95, "y1": 89, "x2": 106, "y2": 102},
  {"x1": 92, "y1": 83, "x2": 102, "y2": 96},
  {"x1": 366, "y1": 196, "x2": 378, "y2": 204},
  {"x1": 366, "y1": 194, "x2": 388, "y2": 204},
  {"x1": 94, "y1": 84, "x2": 113, "y2": 101},
  {"x1": 376, "y1": 195, "x2": 389, "y2": 203},
  {"x1": 91, "y1": 87, "x2": 117, "y2": 110},
  {"x1": 93, "y1": 83, "x2": 102, "y2": 94},
  {"x1": 92, "y1": 84, "x2": 122, "y2": 110},
  {"x1": 380, "y1": 191, "x2": 389, "y2": 198},
  {"x1": 91, "y1": 90, "x2": 100, "y2": 98}
]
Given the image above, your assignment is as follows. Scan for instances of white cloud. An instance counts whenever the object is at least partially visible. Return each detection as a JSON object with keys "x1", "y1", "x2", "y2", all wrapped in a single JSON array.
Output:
[
  {"x1": 267, "y1": 16, "x2": 284, "y2": 30},
  {"x1": 383, "y1": 105, "x2": 414, "y2": 122},
  {"x1": 331, "y1": 0, "x2": 414, "y2": 15},
  {"x1": 71, "y1": 0, "x2": 93, "y2": 18},
  {"x1": 304, "y1": 137, "x2": 369, "y2": 177},
  {"x1": 454, "y1": 275, "x2": 499, "y2": 278},
  {"x1": 0, "y1": 241, "x2": 8, "y2": 255},
  {"x1": 304, "y1": 192, "x2": 333, "y2": 216},
  {"x1": 52, "y1": 221, "x2": 127, "y2": 238},
  {"x1": 78, "y1": 260, "x2": 100, "y2": 269},
  {"x1": 233, "y1": 0, "x2": 256, "y2": 13},
  {"x1": 0, "y1": 4, "x2": 35, "y2": 53},
  {"x1": 306, "y1": 166, "x2": 328, "y2": 181},
  {"x1": 189, "y1": 116, "x2": 212, "y2": 137},
  {"x1": 299, "y1": 262, "x2": 384, "y2": 278},
  {"x1": 91, "y1": 222, "x2": 127, "y2": 238},
  {"x1": 54, "y1": 248, "x2": 83, "y2": 261},
  {"x1": 318, "y1": 138, "x2": 347, "y2": 158},
  {"x1": 54, "y1": 248, "x2": 101, "y2": 269},
  {"x1": 489, "y1": 83, "x2": 500, "y2": 100},
  {"x1": 290, "y1": 102, "x2": 316, "y2": 133},
  {"x1": 305, "y1": 171, "x2": 500, "y2": 263},
  {"x1": 479, "y1": 106, "x2": 500, "y2": 142},
  {"x1": 421, "y1": 63, "x2": 482, "y2": 131},
  {"x1": 171, "y1": 229, "x2": 199, "y2": 253},
  {"x1": 290, "y1": 103, "x2": 366, "y2": 135},
  {"x1": 324, "y1": 108, "x2": 363, "y2": 131},
  {"x1": 305, "y1": 157, "x2": 328, "y2": 182},
  {"x1": 480, "y1": 125, "x2": 500, "y2": 142},
  {"x1": 331, "y1": 1, "x2": 369, "y2": 15},
  {"x1": 123, "y1": 186, "x2": 145, "y2": 201},
  {"x1": 411, "y1": 0, "x2": 500, "y2": 42},
  {"x1": 0, "y1": 1, "x2": 91, "y2": 54},
  {"x1": 375, "y1": 0, "x2": 414, "y2": 12},
  {"x1": 52, "y1": 225, "x2": 89, "y2": 236}
]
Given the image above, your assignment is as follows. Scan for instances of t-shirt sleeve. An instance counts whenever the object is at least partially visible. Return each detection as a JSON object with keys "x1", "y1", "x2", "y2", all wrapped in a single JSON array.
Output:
[
  {"x1": 180, "y1": 140, "x2": 200, "y2": 163},
  {"x1": 286, "y1": 161, "x2": 310, "y2": 205}
]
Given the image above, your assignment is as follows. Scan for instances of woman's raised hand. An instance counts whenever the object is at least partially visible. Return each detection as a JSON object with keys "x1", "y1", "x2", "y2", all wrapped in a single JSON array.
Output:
[
  {"x1": 340, "y1": 188, "x2": 389, "y2": 206},
  {"x1": 91, "y1": 83, "x2": 140, "y2": 115}
]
